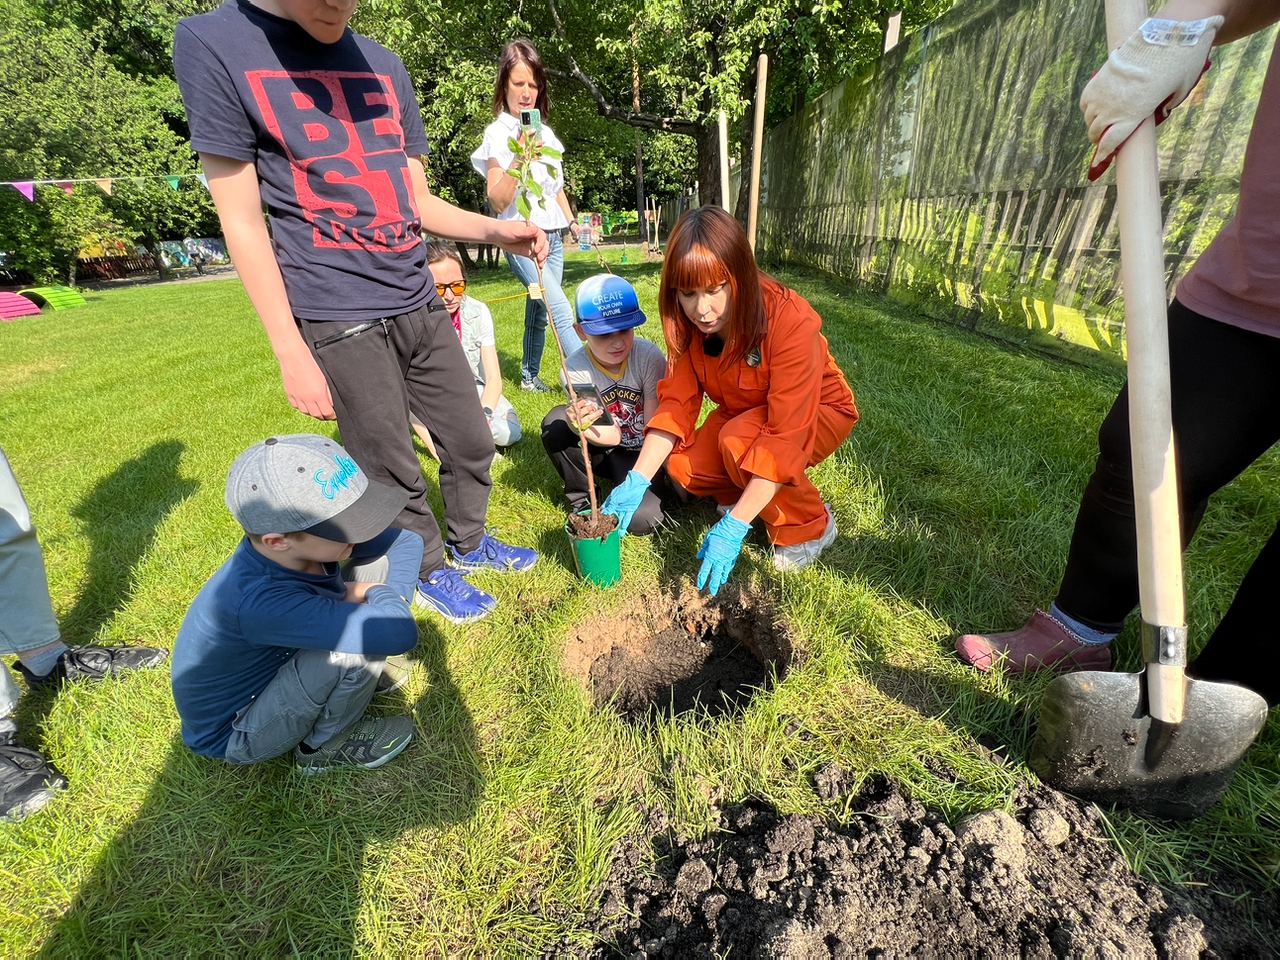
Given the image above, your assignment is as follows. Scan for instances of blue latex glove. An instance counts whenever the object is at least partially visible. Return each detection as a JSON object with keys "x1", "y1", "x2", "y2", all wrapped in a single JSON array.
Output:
[
  {"x1": 696, "y1": 514, "x2": 751, "y2": 596},
  {"x1": 601, "y1": 470, "x2": 651, "y2": 537}
]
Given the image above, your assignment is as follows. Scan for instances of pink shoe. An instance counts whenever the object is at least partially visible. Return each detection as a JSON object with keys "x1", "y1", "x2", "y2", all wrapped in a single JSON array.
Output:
[{"x1": 954, "y1": 609, "x2": 1113, "y2": 675}]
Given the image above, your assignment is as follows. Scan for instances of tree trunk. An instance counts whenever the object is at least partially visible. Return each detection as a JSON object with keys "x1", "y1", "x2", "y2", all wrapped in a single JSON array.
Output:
[
  {"x1": 67, "y1": 258, "x2": 78, "y2": 287},
  {"x1": 696, "y1": 122, "x2": 720, "y2": 211},
  {"x1": 145, "y1": 233, "x2": 171, "y2": 281},
  {"x1": 733, "y1": 125, "x2": 753, "y2": 225},
  {"x1": 632, "y1": 31, "x2": 646, "y2": 242},
  {"x1": 454, "y1": 241, "x2": 476, "y2": 271}
]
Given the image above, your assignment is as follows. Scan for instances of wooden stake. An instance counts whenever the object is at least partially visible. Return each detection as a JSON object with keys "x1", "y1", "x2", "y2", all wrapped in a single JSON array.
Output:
[
  {"x1": 747, "y1": 53, "x2": 769, "y2": 251},
  {"x1": 718, "y1": 110, "x2": 731, "y2": 213}
]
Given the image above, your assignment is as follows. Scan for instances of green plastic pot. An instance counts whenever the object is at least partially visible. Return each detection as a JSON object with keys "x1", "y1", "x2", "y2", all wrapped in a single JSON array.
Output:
[{"x1": 565, "y1": 511, "x2": 621, "y2": 587}]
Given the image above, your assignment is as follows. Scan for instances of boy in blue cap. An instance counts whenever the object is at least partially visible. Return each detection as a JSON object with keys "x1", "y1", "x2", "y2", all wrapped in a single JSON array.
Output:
[{"x1": 541, "y1": 275, "x2": 670, "y2": 534}]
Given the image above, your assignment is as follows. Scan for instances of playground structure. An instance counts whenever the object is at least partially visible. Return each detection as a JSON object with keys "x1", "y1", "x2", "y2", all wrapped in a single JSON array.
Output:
[
  {"x1": 16, "y1": 286, "x2": 86, "y2": 310},
  {"x1": 0, "y1": 291, "x2": 41, "y2": 320}
]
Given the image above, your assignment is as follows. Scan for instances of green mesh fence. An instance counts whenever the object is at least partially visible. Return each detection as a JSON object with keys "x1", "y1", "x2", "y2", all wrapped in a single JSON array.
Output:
[{"x1": 757, "y1": 0, "x2": 1277, "y2": 360}]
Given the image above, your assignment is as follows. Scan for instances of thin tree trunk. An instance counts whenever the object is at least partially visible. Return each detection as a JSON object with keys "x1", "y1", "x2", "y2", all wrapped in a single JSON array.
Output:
[
  {"x1": 454, "y1": 241, "x2": 476, "y2": 271},
  {"x1": 696, "y1": 123, "x2": 720, "y2": 211},
  {"x1": 632, "y1": 28, "x2": 646, "y2": 241}
]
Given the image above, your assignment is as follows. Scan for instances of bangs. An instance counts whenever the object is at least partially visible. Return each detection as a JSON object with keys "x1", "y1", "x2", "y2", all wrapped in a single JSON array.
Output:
[{"x1": 665, "y1": 243, "x2": 730, "y2": 292}]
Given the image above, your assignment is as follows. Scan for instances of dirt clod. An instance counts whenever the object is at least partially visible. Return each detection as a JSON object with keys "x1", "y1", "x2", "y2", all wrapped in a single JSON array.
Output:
[
  {"x1": 562, "y1": 583, "x2": 792, "y2": 720},
  {"x1": 567, "y1": 778, "x2": 1278, "y2": 957},
  {"x1": 1026, "y1": 806, "x2": 1071, "y2": 847},
  {"x1": 568, "y1": 511, "x2": 618, "y2": 540}
]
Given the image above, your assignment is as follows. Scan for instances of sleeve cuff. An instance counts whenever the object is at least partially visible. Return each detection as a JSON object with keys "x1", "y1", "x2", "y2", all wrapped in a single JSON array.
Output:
[
  {"x1": 645, "y1": 407, "x2": 695, "y2": 446},
  {"x1": 190, "y1": 139, "x2": 256, "y2": 163}
]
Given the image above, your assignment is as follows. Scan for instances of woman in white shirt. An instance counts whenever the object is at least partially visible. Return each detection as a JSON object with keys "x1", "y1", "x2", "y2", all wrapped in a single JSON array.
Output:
[{"x1": 472, "y1": 39, "x2": 581, "y2": 393}]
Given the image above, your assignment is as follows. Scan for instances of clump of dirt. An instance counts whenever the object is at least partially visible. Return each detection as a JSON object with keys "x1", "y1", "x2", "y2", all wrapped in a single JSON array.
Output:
[
  {"x1": 569, "y1": 510, "x2": 619, "y2": 540},
  {"x1": 576, "y1": 776, "x2": 1278, "y2": 958},
  {"x1": 562, "y1": 583, "x2": 793, "y2": 720}
]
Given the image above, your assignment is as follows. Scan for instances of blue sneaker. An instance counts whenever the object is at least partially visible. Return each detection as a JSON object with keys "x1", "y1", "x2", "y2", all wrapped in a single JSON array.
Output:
[
  {"x1": 414, "y1": 569, "x2": 495, "y2": 624},
  {"x1": 448, "y1": 532, "x2": 538, "y2": 573}
]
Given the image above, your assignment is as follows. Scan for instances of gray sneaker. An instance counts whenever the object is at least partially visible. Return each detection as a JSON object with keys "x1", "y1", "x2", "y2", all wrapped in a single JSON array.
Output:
[
  {"x1": 294, "y1": 716, "x2": 414, "y2": 776},
  {"x1": 772, "y1": 505, "x2": 837, "y2": 571},
  {"x1": 374, "y1": 655, "x2": 412, "y2": 696}
]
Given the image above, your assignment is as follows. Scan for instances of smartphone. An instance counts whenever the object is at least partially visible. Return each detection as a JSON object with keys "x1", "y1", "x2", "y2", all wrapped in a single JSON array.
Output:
[
  {"x1": 519, "y1": 108, "x2": 542, "y2": 136},
  {"x1": 568, "y1": 382, "x2": 615, "y2": 427}
]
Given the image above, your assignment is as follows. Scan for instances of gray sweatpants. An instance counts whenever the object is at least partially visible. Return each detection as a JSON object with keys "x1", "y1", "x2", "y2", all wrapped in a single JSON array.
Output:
[{"x1": 222, "y1": 648, "x2": 383, "y2": 763}]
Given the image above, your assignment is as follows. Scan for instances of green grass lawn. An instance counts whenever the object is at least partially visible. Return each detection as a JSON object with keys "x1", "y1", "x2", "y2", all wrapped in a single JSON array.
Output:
[{"x1": 1, "y1": 251, "x2": 1277, "y2": 956}]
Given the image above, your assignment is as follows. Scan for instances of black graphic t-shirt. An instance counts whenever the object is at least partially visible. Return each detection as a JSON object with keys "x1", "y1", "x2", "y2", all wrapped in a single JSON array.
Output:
[{"x1": 174, "y1": 1, "x2": 434, "y2": 321}]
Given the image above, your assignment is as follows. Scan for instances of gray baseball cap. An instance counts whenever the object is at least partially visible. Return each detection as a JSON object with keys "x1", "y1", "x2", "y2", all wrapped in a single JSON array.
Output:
[{"x1": 225, "y1": 434, "x2": 407, "y2": 543}]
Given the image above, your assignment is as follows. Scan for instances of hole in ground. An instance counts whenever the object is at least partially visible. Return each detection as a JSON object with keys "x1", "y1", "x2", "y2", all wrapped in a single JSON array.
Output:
[{"x1": 562, "y1": 583, "x2": 793, "y2": 721}]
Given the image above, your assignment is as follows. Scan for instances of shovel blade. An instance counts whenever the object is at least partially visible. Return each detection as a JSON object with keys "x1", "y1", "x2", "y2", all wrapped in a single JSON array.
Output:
[{"x1": 1031, "y1": 670, "x2": 1268, "y2": 819}]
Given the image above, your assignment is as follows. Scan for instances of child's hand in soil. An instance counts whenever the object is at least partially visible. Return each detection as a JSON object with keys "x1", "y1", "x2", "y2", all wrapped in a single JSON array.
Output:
[{"x1": 696, "y1": 514, "x2": 751, "y2": 596}]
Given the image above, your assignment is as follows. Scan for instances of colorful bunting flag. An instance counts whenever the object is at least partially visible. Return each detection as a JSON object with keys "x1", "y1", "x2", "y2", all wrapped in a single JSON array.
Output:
[{"x1": 1, "y1": 173, "x2": 206, "y2": 198}]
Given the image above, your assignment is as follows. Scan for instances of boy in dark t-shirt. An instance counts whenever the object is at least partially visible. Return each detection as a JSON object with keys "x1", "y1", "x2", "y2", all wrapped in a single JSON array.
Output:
[{"x1": 173, "y1": 0, "x2": 543, "y2": 624}]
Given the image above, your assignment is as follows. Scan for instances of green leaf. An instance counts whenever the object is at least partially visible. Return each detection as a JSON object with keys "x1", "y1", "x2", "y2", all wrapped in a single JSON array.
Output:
[
  {"x1": 516, "y1": 193, "x2": 532, "y2": 220},
  {"x1": 528, "y1": 179, "x2": 544, "y2": 199},
  {"x1": 507, "y1": 137, "x2": 522, "y2": 155},
  {"x1": 539, "y1": 146, "x2": 562, "y2": 160}
]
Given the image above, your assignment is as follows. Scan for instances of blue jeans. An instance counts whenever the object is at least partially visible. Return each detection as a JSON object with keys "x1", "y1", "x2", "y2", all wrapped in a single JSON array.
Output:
[{"x1": 505, "y1": 230, "x2": 576, "y2": 383}]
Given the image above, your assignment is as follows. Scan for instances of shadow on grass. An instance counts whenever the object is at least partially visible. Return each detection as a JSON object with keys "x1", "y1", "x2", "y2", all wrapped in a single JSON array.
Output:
[
  {"x1": 36, "y1": 621, "x2": 480, "y2": 957},
  {"x1": 61, "y1": 440, "x2": 197, "y2": 645},
  {"x1": 14, "y1": 441, "x2": 197, "y2": 745}
]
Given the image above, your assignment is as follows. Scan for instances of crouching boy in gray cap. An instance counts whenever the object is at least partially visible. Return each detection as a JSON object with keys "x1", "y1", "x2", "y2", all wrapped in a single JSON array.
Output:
[{"x1": 172, "y1": 435, "x2": 423, "y2": 775}]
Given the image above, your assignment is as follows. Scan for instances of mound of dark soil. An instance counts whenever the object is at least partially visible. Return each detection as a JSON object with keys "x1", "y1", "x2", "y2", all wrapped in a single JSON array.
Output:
[
  {"x1": 563, "y1": 584, "x2": 793, "y2": 720},
  {"x1": 578, "y1": 776, "x2": 1277, "y2": 958}
]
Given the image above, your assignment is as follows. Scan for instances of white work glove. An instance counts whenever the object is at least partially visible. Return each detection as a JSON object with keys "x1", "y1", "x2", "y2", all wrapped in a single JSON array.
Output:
[{"x1": 1080, "y1": 16, "x2": 1223, "y2": 180}]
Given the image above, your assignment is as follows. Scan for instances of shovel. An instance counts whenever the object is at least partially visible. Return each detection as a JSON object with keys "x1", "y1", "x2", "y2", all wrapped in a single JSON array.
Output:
[{"x1": 1029, "y1": 0, "x2": 1268, "y2": 820}]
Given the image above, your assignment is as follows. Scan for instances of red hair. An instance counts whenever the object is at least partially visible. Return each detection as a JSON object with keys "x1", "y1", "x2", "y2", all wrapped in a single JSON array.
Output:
[{"x1": 659, "y1": 206, "x2": 765, "y2": 367}]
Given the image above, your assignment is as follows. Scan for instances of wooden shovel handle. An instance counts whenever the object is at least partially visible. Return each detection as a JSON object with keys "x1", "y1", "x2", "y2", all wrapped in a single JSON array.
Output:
[{"x1": 1106, "y1": 0, "x2": 1187, "y2": 722}]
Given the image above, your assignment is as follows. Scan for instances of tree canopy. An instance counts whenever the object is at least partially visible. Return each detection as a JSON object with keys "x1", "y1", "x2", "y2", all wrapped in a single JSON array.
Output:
[
  {"x1": 0, "y1": 1, "x2": 218, "y2": 281},
  {"x1": 0, "y1": 0, "x2": 949, "y2": 280}
]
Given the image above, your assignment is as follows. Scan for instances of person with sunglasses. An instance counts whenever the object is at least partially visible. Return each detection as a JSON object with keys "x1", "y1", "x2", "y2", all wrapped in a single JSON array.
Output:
[{"x1": 410, "y1": 244, "x2": 522, "y2": 456}]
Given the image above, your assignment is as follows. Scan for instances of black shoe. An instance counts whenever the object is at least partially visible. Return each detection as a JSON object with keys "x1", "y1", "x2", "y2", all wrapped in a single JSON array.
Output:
[
  {"x1": 14, "y1": 644, "x2": 168, "y2": 688},
  {"x1": 520, "y1": 377, "x2": 551, "y2": 393},
  {"x1": 1, "y1": 743, "x2": 67, "y2": 822}
]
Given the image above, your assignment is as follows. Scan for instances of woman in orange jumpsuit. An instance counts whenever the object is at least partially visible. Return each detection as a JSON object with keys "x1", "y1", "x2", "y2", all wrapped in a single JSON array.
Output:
[{"x1": 601, "y1": 206, "x2": 859, "y2": 594}]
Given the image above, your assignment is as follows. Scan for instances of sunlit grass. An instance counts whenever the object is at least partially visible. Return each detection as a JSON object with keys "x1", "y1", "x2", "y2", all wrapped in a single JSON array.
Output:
[{"x1": 1, "y1": 250, "x2": 1275, "y2": 955}]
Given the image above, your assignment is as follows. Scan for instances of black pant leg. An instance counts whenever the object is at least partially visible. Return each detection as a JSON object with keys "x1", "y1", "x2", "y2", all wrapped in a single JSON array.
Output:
[
  {"x1": 593, "y1": 446, "x2": 666, "y2": 535},
  {"x1": 1190, "y1": 519, "x2": 1280, "y2": 706},
  {"x1": 401, "y1": 305, "x2": 494, "y2": 556},
  {"x1": 1056, "y1": 301, "x2": 1280, "y2": 630},
  {"x1": 300, "y1": 315, "x2": 443, "y2": 577},
  {"x1": 541, "y1": 406, "x2": 605, "y2": 509}
]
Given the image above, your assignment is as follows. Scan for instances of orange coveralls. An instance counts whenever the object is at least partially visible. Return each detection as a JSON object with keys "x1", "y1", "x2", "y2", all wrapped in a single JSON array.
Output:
[{"x1": 645, "y1": 279, "x2": 859, "y2": 547}]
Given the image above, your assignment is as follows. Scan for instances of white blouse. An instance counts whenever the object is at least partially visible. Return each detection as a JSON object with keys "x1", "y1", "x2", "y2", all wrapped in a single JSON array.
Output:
[{"x1": 471, "y1": 111, "x2": 570, "y2": 230}]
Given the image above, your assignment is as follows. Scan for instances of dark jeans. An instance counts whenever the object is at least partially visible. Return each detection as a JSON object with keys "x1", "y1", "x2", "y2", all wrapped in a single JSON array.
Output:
[
  {"x1": 1056, "y1": 299, "x2": 1280, "y2": 705},
  {"x1": 300, "y1": 304, "x2": 494, "y2": 577},
  {"x1": 541, "y1": 406, "x2": 667, "y2": 535}
]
